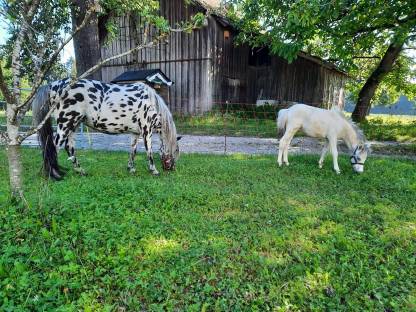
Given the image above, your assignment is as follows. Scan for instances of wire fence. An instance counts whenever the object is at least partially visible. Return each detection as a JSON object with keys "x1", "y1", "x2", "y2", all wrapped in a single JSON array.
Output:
[{"x1": 1, "y1": 98, "x2": 416, "y2": 154}]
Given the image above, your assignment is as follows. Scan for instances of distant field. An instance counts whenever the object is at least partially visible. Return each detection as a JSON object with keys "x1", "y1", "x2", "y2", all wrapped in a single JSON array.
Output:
[{"x1": 1, "y1": 110, "x2": 415, "y2": 143}]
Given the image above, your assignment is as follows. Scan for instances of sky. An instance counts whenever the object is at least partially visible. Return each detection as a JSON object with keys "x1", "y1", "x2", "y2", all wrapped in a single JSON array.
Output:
[{"x1": 0, "y1": 19, "x2": 75, "y2": 63}]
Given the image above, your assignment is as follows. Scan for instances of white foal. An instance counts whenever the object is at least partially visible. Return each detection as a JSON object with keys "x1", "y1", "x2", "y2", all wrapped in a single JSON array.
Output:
[{"x1": 277, "y1": 104, "x2": 369, "y2": 174}]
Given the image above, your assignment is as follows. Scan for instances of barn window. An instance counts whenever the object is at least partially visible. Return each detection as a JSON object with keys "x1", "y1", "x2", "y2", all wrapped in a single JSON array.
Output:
[
  {"x1": 224, "y1": 30, "x2": 230, "y2": 40},
  {"x1": 249, "y1": 47, "x2": 271, "y2": 67}
]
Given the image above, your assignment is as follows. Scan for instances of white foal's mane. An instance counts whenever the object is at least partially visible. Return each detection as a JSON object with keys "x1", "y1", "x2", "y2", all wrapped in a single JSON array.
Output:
[{"x1": 330, "y1": 106, "x2": 365, "y2": 143}]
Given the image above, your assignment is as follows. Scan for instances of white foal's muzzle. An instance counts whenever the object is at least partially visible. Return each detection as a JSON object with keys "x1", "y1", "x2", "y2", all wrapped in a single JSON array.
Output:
[{"x1": 352, "y1": 163, "x2": 364, "y2": 173}]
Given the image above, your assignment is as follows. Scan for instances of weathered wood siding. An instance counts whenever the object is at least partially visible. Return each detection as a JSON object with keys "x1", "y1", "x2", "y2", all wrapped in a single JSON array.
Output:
[
  {"x1": 208, "y1": 25, "x2": 346, "y2": 108},
  {"x1": 98, "y1": 0, "x2": 347, "y2": 114},
  {"x1": 100, "y1": 0, "x2": 213, "y2": 115}
]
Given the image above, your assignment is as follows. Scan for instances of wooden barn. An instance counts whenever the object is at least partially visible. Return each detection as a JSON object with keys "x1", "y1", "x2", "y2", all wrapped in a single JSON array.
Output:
[{"x1": 75, "y1": 0, "x2": 347, "y2": 114}]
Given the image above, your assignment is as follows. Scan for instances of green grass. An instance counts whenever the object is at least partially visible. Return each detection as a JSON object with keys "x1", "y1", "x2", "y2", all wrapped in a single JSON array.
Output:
[
  {"x1": 1, "y1": 149, "x2": 416, "y2": 311},
  {"x1": 361, "y1": 115, "x2": 416, "y2": 142}
]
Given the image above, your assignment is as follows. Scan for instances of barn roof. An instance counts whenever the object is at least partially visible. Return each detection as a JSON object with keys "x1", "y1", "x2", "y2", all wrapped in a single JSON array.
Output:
[
  {"x1": 111, "y1": 69, "x2": 173, "y2": 86},
  {"x1": 194, "y1": 0, "x2": 222, "y2": 9}
]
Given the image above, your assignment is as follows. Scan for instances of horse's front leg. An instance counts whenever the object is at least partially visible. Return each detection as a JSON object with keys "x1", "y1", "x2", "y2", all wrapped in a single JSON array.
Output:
[
  {"x1": 329, "y1": 137, "x2": 341, "y2": 174},
  {"x1": 143, "y1": 132, "x2": 159, "y2": 176},
  {"x1": 64, "y1": 131, "x2": 86, "y2": 176},
  {"x1": 127, "y1": 135, "x2": 140, "y2": 173}
]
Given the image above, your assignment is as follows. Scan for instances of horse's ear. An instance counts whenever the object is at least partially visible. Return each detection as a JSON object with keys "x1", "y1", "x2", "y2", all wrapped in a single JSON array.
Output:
[{"x1": 177, "y1": 136, "x2": 182, "y2": 141}]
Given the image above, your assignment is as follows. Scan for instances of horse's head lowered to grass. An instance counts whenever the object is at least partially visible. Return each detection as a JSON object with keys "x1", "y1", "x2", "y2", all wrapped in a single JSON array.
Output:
[
  {"x1": 154, "y1": 93, "x2": 181, "y2": 171},
  {"x1": 350, "y1": 143, "x2": 370, "y2": 174}
]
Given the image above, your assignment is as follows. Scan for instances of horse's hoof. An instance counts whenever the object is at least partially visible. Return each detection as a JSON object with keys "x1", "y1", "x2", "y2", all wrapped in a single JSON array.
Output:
[
  {"x1": 284, "y1": 162, "x2": 290, "y2": 166},
  {"x1": 129, "y1": 168, "x2": 136, "y2": 174},
  {"x1": 151, "y1": 171, "x2": 160, "y2": 176},
  {"x1": 335, "y1": 170, "x2": 341, "y2": 175},
  {"x1": 278, "y1": 162, "x2": 283, "y2": 167},
  {"x1": 319, "y1": 164, "x2": 323, "y2": 169},
  {"x1": 75, "y1": 167, "x2": 86, "y2": 176}
]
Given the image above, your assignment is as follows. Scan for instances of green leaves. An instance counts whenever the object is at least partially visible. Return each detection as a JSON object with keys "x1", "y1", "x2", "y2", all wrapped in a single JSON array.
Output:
[{"x1": 228, "y1": 0, "x2": 416, "y2": 104}]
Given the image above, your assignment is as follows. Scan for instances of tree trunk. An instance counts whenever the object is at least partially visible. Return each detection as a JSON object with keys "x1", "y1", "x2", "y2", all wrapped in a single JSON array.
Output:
[
  {"x1": 6, "y1": 104, "x2": 24, "y2": 200},
  {"x1": 71, "y1": 0, "x2": 102, "y2": 80},
  {"x1": 351, "y1": 39, "x2": 405, "y2": 122},
  {"x1": 7, "y1": 144, "x2": 24, "y2": 199}
]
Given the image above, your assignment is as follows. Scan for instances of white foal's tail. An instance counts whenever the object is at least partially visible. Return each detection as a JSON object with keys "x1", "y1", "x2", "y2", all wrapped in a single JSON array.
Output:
[{"x1": 277, "y1": 109, "x2": 288, "y2": 138}]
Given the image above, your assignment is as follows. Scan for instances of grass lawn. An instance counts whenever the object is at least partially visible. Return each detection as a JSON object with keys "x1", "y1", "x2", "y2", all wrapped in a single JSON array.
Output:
[{"x1": 1, "y1": 149, "x2": 415, "y2": 311}]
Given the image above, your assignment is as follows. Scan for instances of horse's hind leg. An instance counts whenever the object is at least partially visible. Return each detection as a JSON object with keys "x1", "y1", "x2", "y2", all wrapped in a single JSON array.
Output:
[
  {"x1": 127, "y1": 135, "x2": 140, "y2": 173},
  {"x1": 318, "y1": 141, "x2": 329, "y2": 169},
  {"x1": 65, "y1": 131, "x2": 86, "y2": 175},
  {"x1": 143, "y1": 131, "x2": 159, "y2": 176},
  {"x1": 278, "y1": 127, "x2": 297, "y2": 166}
]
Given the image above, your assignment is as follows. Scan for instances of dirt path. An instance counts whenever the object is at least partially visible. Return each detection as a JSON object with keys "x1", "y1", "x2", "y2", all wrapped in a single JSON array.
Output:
[{"x1": 17, "y1": 133, "x2": 414, "y2": 159}]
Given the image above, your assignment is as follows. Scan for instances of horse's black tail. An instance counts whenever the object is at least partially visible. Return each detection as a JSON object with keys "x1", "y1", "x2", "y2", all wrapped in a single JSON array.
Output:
[{"x1": 32, "y1": 85, "x2": 62, "y2": 180}]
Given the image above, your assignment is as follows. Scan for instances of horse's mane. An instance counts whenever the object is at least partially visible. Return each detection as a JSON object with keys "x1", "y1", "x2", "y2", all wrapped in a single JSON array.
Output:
[
  {"x1": 330, "y1": 106, "x2": 366, "y2": 142},
  {"x1": 148, "y1": 86, "x2": 178, "y2": 155}
]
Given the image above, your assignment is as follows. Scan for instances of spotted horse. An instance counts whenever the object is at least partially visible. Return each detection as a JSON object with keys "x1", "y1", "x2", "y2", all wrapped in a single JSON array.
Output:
[{"x1": 32, "y1": 78, "x2": 181, "y2": 179}]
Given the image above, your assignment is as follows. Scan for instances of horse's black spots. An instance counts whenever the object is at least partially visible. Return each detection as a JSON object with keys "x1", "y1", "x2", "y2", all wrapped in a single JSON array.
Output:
[
  {"x1": 105, "y1": 96, "x2": 110, "y2": 101},
  {"x1": 142, "y1": 95, "x2": 148, "y2": 99},
  {"x1": 128, "y1": 108, "x2": 132, "y2": 111},
  {"x1": 103, "y1": 84, "x2": 110, "y2": 92},
  {"x1": 93, "y1": 83, "x2": 103, "y2": 91},
  {"x1": 126, "y1": 86, "x2": 139, "y2": 92},
  {"x1": 109, "y1": 123, "x2": 118, "y2": 126},
  {"x1": 128, "y1": 97, "x2": 136, "y2": 102},
  {"x1": 144, "y1": 111, "x2": 147, "y2": 119},
  {"x1": 57, "y1": 116, "x2": 68, "y2": 124},
  {"x1": 65, "y1": 111, "x2": 80, "y2": 118},
  {"x1": 89, "y1": 94, "x2": 97, "y2": 100},
  {"x1": 152, "y1": 113, "x2": 157, "y2": 119},
  {"x1": 58, "y1": 124, "x2": 63, "y2": 129},
  {"x1": 73, "y1": 93, "x2": 84, "y2": 102},
  {"x1": 101, "y1": 118, "x2": 108, "y2": 122},
  {"x1": 88, "y1": 87, "x2": 97, "y2": 93},
  {"x1": 134, "y1": 93, "x2": 141, "y2": 97},
  {"x1": 120, "y1": 114, "x2": 126, "y2": 117},
  {"x1": 120, "y1": 104, "x2": 127, "y2": 108},
  {"x1": 124, "y1": 126, "x2": 128, "y2": 131},
  {"x1": 112, "y1": 110, "x2": 118, "y2": 113},
  {"x1": 98, "y1": 104, "x2": 101, "y2": 109},
  {"x1": 112, "y1": 87, "x2": 121, "y2": 92},
  {"x1": 115, "y1": 117, "x2": 119, "y2": 120},
  {"x1": 71, "y1": 83, "x2": 85, "y2": 89},
  {"x1": 93, "y1": 106, "x2": 98, "y2": 111},
  {"x1": 56, "y1": 103, "x2": 60, "y2": 110}
]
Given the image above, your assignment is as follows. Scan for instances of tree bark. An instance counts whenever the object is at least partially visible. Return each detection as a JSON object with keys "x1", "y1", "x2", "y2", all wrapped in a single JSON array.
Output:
[
  {"x1": 352, "y1": 39, "x2": 405, "y2": 122},
  {"x1": 7, "y1": 144, "x2": 24, "y2": 200},
  {"x1": 71, "y1": 0, "x2": 102, "y2": 80},
  {"x1": 6, "y1": 103, "x2": 24, "y2": 199}
]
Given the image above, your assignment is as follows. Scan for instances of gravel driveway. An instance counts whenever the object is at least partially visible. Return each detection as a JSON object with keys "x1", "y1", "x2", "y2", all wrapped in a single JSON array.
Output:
[{"x1": 18, "y1": 133, "x2": 414, "y2": 158}]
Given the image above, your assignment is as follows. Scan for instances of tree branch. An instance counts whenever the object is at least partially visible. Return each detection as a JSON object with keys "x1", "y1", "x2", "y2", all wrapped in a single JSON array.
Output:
[
  {"x1": 16, "y1": 5, "x2": 97, "y2": 111},
  {"x1": 11, "y1": 0, "x2": 41, "y2": 107},
  {"x1": 345, "y1": 13, "x2": 416, "y2": 37}
]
